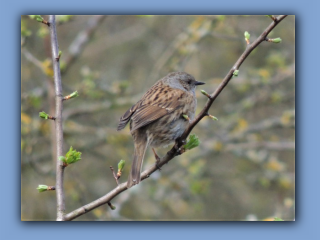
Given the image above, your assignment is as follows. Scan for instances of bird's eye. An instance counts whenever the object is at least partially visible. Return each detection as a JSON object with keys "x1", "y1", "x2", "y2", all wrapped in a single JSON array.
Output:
[{"x1": 187, "y1": 80, "x2": 191, "y2": 84}]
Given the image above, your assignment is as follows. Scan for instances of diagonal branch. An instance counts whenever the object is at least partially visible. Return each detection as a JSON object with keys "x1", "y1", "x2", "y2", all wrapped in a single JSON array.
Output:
[
  {"x1": 63, "y1": 15, "x2": 287, "y2": 221},
  {"x1": 180, "y1": 15, "x2": 288, "y2": 141}
]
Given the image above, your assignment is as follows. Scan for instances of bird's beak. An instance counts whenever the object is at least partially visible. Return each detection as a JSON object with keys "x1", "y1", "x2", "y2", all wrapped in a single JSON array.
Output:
[{"x1": 195, "y1": 81, "x2": 205, "y2": 85}]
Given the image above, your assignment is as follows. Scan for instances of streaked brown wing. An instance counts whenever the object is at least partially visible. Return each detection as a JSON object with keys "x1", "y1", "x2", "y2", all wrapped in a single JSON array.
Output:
[
  {"x1": 130, "y1": 87, "x2": 186, "y2": 131},
  {"x1": 117, "y1": 80, "x2": 189, "y2": 132},
  {"x1": 130, "y1": 104, "x2": 178, "y2": 131},
  {"x1": 117, "y1": 104, "x2": 138, "y2": 131}
]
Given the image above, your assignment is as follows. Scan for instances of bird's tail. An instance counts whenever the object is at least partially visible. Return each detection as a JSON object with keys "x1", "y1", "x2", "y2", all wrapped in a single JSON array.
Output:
[{"x1": 127, "y1": 131, "x2": 149, "y2": 188}]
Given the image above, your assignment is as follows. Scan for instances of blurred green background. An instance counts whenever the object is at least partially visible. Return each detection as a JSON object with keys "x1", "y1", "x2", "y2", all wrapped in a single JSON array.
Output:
[{"x1": 21, "y1": 15, "x2": 295, "y2": 221}]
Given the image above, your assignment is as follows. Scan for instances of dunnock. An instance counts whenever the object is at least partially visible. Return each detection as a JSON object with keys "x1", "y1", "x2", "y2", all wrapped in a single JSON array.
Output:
[{"x1": 117, "y1": 72, "x2": 205, "y2": 188}]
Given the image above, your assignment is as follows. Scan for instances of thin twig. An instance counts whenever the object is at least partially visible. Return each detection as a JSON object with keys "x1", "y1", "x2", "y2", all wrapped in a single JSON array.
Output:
[
  {"x1": 49, "y1": 15, "x2": 65, "y2": 221},
  {"x1": 110, "y1": 166, "x2": 120, "y2": 186},
  {"x1": 63, "y1": 15, "x2": 287, "y2": 221}
]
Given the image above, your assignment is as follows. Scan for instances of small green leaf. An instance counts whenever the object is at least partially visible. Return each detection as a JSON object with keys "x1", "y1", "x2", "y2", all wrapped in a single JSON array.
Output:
[
  {"x1": 64, "y1": 91, "x2": 79, "y2": 100},
  {"x1": 58, "y1": 50, "x2": 62, "y2": 58},
  {"x1": 233, "y1": 70, "x2": 239, "y2": 77},
  {"x1": 39, "y1": 111, "x2": 49, "y2": 119},
  {"x1": 36, "y1": 16, "x2": 43, "y2": 22},
  {"x1": 274, "y1": 217, "x2": 284, "y2": 221},
  {"x1": 117, "y1": 160, "x2": 126, "y2": 172},
  {"x1": 182, "y1": 115, "x2": 190, "y2": 121},
  {"x1": 30, "y1": 15, "x2": 44, "y2": 22},
  {"x1": 208, "y1": 115, "x2": 218, "y2": 121},
  {"x1": 244, "y1": 31, "x2": 250, "y2": 41},
  {"x1": 201, "y1": 90, "x2": 208, "y2": 95},
  {"x1": 200, "y1": 90, "x2": 211, "y2": 98},
  {"x1": 184, "y1": 134, "x2": 200, "y2": 150},
  {"x1": 37, "y1": 185, "x2": 48, "y2": 192},
  {"x1": 70, "y1": 91, "x2": 79, "y2": 98},
  {"x1": 271, "y1": 38, "x2": 282, "y2": 43}
]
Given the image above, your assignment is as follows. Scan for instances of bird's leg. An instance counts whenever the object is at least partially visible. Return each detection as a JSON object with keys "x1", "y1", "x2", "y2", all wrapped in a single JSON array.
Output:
[{"x1": 152, "y1": 148, "x2": 161, "y2": 170}]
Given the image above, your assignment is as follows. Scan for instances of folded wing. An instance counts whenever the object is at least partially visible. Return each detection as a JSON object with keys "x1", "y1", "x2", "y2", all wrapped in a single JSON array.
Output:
[{"x1": 117, "y1": 85, "x2": 186, "y2": 132}]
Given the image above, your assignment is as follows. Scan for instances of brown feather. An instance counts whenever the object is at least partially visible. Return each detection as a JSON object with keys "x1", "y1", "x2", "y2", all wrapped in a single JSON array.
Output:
[
  {"x1": 118, "y1": 81, "x2": 190, "y2": 132},
  {"x1": 131, "y1": 105, "x2": 172, "y2": 132},
  {"x1": 130, "y1": 87, "x2": 187, "y2": 132},
  {"x1": 117, "y1": 104, "x2": 138, "y2": 131},
  {"x1": 127, "y1": 129, "x2": 149, "y2": 188}
]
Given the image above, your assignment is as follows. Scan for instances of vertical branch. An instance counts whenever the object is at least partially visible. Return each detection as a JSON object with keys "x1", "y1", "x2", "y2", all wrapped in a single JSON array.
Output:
[{"x1": 49, "y1": 15, "x2": 65, "y2": 221}]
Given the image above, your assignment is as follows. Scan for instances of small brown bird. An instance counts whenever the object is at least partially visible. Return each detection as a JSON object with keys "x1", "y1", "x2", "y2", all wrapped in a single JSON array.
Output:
[{"x1": 117, "y1": 72, "x2": 205, "y2": 188}]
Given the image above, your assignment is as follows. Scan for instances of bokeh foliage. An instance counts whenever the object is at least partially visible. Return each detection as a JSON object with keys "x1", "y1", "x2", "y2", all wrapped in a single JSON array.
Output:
[{"x1": 21, "y1": 15, "x2": 295, "y2": 221}]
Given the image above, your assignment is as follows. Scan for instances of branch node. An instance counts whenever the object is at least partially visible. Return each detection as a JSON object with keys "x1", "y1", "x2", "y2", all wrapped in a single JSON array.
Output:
[
  {"x1": 82, "y1": 207, "x2": 88, "y2": 213},
  {"x1": 107, "y1": 202, "x2": 116, "y2": 210},
  {"x1": 55, "y1": 51, "x2": 62, "y2": 61},
  {"x1": 265, "y1": 37, "x2": 282, "y2": 43},
  {"x1": 155, "y1": 162, "x2": 162, "y2": 171},
  {"x1": 42, "y1": 20, "x2": 50, "y2": 27}
]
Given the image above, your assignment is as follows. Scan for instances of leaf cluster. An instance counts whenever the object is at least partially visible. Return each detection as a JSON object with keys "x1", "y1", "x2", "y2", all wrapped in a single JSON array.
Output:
[
  {"x1": 184, "y1": 134, "x2": 200, "y2": 150},
  {"x1": 59, "y1": 146, "x2": 82, "y2": 165}
]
